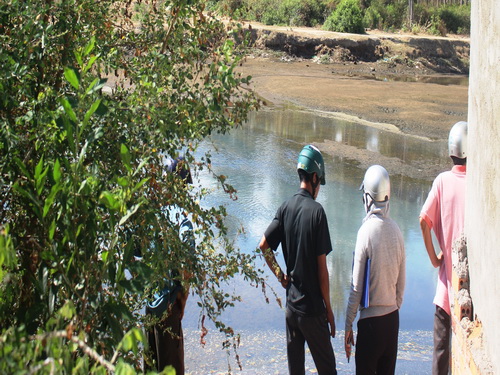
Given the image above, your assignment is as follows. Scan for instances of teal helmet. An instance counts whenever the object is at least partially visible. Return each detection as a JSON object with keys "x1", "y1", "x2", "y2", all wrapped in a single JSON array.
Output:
[{"x1": 297, "y1": 145, "x2": 326, "y2": 185}]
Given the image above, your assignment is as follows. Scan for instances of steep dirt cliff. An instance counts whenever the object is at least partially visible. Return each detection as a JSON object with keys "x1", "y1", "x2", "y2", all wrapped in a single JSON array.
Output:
[{"x1": 243, "y1": 22, "x2": 470, "y2": 74}]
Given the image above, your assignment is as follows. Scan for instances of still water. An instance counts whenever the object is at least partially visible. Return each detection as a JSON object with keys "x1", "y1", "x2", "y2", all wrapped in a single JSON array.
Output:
[{"x1": 184, "y1": 109, "x2": 446, "y2": 374}]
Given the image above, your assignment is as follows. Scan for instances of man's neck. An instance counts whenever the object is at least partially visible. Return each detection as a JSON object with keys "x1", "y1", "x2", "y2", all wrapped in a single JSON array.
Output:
[{"x1": 300, "y1": 182, "x2": 314, "y2": 198}]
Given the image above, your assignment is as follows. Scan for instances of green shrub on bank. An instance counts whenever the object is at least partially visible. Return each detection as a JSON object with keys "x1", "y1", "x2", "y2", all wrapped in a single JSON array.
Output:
[
  {"x1": 279, "y1": 0, "x2": 326, "y2": 27},
  {"x1": 438, "y1": 4, "x2": 471, "y2": 34},
  {"x1": 428, "y1": 14, "x2": 447, "y2": 36},
  {"x1": 324, "y1": 0, "x2": 365, "y2": 34},
  {"x1": 412, "y1": 3, "x2": 470, "y2": 36}
]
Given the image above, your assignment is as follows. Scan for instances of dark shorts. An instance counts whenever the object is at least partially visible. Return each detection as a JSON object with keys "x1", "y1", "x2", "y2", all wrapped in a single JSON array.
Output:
[
  {"x1": 145, "y1": 302, "x2": 184, "y2": 374},
  {"x1": 286, "y1": 307, "x2": 337, "y2": 375},
  {"x1": 356, "y1": 309, "x2": 399, "y2": 375},
  {"x1": 432, "y1": 305, "x2": 451, "y2": 375}
]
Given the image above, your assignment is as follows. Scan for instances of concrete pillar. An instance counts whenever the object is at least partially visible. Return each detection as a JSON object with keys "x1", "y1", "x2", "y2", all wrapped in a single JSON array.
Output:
[{"x1": 465, "y1": 0, "x2": 500, "y2": 373}]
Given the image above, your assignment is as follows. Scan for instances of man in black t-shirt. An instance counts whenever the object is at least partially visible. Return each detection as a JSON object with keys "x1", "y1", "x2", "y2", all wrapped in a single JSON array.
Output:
[{"x1": 259, "y1": 145, "x2": 337, "y2": 375}]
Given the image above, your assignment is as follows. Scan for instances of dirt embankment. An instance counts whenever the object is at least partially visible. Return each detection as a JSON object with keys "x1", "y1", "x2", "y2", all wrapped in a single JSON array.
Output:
[
  {"x1": 245, "y1": 22, "x2": 470, "y2": 74},
  {"x1": 236, "y1": 22, "x2": 470, "y2": 142}
]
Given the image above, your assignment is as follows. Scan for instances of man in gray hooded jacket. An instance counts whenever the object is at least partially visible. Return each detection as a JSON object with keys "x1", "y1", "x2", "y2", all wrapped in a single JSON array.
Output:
[{"x1": 344, "y1": 165, "x2": 406, "y2": 375}]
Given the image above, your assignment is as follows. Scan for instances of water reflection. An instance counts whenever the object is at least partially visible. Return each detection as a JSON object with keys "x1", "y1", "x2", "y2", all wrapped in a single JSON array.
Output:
[
  {"x1": 359, "y1": 73, "x2": 469, "y2": 86},
  {"x1": 185, "y1": 109, "x2": 445, "y2": 371}
]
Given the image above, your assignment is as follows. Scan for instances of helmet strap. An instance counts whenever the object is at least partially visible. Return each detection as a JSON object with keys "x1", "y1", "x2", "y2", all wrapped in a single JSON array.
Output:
[{"x1": 363, "y1": 193, "x2": 374, "y2": 213}]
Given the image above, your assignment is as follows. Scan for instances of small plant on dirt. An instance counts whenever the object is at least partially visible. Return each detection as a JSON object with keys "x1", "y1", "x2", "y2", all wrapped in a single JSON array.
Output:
[{"x1": 429, "y1": 14, "x2": 447, "y2": 36}]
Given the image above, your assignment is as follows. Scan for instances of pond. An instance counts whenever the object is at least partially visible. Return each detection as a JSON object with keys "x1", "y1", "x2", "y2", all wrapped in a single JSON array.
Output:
[{"x1": 183, "y1": 109, "x2": 446, "y2": 374}]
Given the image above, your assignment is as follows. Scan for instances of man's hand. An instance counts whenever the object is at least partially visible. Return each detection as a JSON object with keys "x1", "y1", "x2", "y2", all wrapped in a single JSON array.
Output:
[
  {"x1": 433, "y1": 251, "x2": 444, "y2": 268},
  {"x1": 327, "y1": 309, "x2": 336, "y2": 338},
  {"x1": 345, "y1": 329, "x2": 355, "y2": 362},
  {"x1": 279, "y1": 273, "x2": 290, "y2": 289}
]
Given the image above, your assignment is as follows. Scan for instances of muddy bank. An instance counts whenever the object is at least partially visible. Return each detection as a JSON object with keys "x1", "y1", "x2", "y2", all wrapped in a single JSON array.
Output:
[
  {"x1": 245, "y1": 22, "x2": 470, "y2": 74},
  {"x1": 235, "y1": 24, "x2": 469, "y2": 179},
  {"x1": 238, "y1": 55, "x2": 469, "y2": 140}
]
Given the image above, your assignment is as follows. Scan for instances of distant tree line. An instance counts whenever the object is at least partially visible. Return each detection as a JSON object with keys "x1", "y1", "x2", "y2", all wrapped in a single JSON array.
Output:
[{"x1": 214, "y1": 0, "x2": 471, "y2": 35}]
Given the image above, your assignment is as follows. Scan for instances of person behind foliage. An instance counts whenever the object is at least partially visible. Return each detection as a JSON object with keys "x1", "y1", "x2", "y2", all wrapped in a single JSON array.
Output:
[{"x1": 145, "y1": 156, "x2": 194, "y2": 375}]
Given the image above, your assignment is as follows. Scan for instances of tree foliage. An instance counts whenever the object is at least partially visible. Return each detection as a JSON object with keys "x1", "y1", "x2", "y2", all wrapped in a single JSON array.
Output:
[
  {"x1": 323, "y1": 0, "x2": 365, "y2": 33},
  {"x1": 0, "y1": 0, "x2": 264, "y2": 372},
  {"x1": 213, "y1": 0, "x2": 470, "y2": 36}
]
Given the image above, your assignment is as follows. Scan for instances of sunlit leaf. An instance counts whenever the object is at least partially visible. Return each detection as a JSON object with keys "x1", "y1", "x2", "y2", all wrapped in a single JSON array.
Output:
[
  {"x1": 100, "y1": 191, "x2": 120, "y2": 210},
  {"x1": 58, "y1": 300, "x2": 76, "y2": 319},
  {"x1": 82, "y1": 98, "x2": 101, "y2": 128},
  {"x1": 119, "y1": 203, "x2": 142, "y2": 226},
  {"x1": 120, "y1": 144, "x2": 132, "y2": 172},
  {"x1": 117, "y1": 177, "x2": 129, "y2": 187},
  {"x1": 83, "y1": 54, "x2": 99, "y2": 74},
  {"x1": 48, "y1": 220, "x2": 56, "y2": 240},
  {"x1": 115, "y1": 360, "x2": 135, "y2": 375},
  {"x1": 64, "y1": 67, "x2": 80, "y2": 90},
  {"x1": 53, "y1": 159, "x2": 61, "y2": 183},
  {"x1": 59, "y1": 97, "x2": 77, "y2": 123},
  {"x1": 83, "y1": 35, "x2": 96, "y2": 57}
]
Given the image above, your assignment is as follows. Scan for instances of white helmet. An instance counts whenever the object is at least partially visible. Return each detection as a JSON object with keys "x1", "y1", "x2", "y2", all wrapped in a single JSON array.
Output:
[
  {"x1": 360, "y1": 165, "x2": 390, "y2": 202},
  {"x1": 448, "y1": 121, "x2": 467, "y2": 158}
]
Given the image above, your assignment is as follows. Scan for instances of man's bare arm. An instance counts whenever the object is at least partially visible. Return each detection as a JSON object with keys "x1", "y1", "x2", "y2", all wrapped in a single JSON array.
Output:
[
  {"x1": 259, "y1": 235, "x2": 288, "y2": 288},
  {"x1": 419, "y1": 216, "x2": 443, "y2": 268}
]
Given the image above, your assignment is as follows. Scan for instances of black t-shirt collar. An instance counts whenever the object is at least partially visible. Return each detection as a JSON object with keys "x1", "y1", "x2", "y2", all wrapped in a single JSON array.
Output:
[{"x1": 296, "y1": 188, "x2": 314, "y2": 199}]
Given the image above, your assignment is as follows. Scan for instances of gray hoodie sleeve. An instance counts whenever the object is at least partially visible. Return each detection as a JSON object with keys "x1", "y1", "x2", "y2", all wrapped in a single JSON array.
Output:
[
  {"x1": 345, "y1": 227, "x2": 369, "y2": 332},
  {"x1": 396, "y1": 230, "x2": 406, "y2": 309}
]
